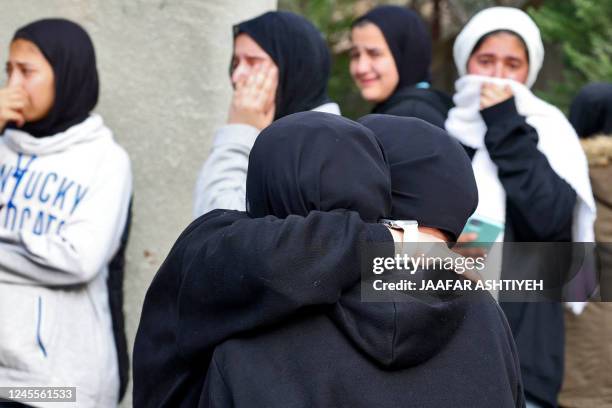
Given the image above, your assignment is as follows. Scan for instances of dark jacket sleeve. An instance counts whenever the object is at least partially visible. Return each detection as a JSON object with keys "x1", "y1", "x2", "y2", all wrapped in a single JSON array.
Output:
[
  {"x1": 133, "y1": 209, "x2": 391, "y2": 407},
  {"x1": 201, "y1": 355, "x2": 234, "y2": 408},
  {"x1": 383, "y1": 99, "x2": 447, "y2": 129},
  {"x1": 106, "y1": 198, "x2": 132, "y2": 403},
  {"x1": 177, "y1": 210, "x2": 392, "y2": 361},
  {"x1": 481, "y1": 97, "x2": 576, "y2": 241}
]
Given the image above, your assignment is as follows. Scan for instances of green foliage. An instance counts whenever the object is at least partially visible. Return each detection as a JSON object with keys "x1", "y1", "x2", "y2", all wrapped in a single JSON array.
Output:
[{"x1": 529, "y1": 0, "x2": 612, "y2": 111}]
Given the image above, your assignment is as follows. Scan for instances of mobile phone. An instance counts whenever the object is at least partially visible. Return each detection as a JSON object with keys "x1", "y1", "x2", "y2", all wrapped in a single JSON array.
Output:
[{"x1": 462, "y1": 216, "x2": 504, "y2": 247}]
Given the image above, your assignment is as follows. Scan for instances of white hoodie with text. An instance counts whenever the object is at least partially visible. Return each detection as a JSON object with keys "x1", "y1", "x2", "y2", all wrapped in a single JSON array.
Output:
[{"x1": 0, "y1": 114, "x2": 131, "y2": 408}]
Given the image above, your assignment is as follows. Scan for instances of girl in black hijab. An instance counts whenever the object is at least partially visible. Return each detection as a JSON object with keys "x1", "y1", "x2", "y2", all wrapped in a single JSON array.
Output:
[
  {"x1": 194, "y1": 11, "x2": 341, "y2": 217},
  {"x1": 0, "y1": 18, "x2": 132, "y2": 407},
  {"x1": 2, "y1": 18, "x2": 98, "y2": 136},
  {"x1": 234, "y1": 11, "x2": 333, "y2": 120},
  {"x1": 349, "y1": 6, "x2": 452, "y2": 128}
]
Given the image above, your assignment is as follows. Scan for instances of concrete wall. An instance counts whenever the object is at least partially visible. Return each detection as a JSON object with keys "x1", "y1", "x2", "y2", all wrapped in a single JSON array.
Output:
[{"x1": 0, "y1": 0, "x2": 276, "y2": 405}]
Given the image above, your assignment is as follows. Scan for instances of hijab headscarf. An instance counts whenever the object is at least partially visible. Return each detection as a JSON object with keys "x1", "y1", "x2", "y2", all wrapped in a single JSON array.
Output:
[
  {"x1": 234, "y1": 11, "x2": 331, "y2": 120},
  {"x1": 570, "y1": 82, "x2": 612, "y2": 138},
  {"x1": 446, "y1": 7, "x2": 595, "y2": 242},
  {"x1": 353, "y1": 6, "x2": 431, "y2": 91},
  {"x1": 359, "y1": 115, "x2": 478, "y2": 241},
  {"x1": 246, "y1": 111, "x2": 391, "y2": 222},
  {"x1": 10, "y1": 18, "x2": 99, "y2": 138},
  {"x1": 453, "y1": 7, "x2": 544, "y2": 88}
]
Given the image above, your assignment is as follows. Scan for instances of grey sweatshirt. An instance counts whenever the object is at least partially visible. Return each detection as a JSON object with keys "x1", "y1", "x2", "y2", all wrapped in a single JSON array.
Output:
[{"x1": 0, "y1": 115, "x2": 132, "y2": 407}]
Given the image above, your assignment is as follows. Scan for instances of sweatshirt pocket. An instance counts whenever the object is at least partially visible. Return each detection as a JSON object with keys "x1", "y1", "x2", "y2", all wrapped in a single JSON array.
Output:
[{"x1": 0, "y1": 284, "x2": 55, "y2": 374}]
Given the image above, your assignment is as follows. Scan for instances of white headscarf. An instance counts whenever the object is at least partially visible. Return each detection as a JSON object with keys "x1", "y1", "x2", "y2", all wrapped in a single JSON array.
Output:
[{"x1": 453, "y1": 7, "x2": 544, "y2": 88}]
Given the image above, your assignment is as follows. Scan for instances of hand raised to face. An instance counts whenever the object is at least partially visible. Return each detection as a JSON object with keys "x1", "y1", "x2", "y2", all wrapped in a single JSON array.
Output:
[
  {"x1": 0, "y1": 86, "x2": 28, "y2": 128},
  {"x1": 227, "y1": 61, "x2": 278, "y2": 130},
  {"x1": 479, "y1": 83, "x2": 513, "y2": 110}
]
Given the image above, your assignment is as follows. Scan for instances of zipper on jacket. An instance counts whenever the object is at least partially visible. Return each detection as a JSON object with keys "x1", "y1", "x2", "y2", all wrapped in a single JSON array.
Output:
[{"x1": 37, "y1": 296, "x2": 48, "y2": 358}]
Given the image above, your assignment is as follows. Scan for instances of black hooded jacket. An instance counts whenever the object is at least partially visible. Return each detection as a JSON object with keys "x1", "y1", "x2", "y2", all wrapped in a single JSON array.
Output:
[
  {"x1": 200, "y1": 114, "x2": 522, "y2": 408},
  {"x1": 203, "y1": 284, "x2": 521, "y2": 408},
  {"x1": 133, "y1": 113, "x2": 391, "y2": 406}
]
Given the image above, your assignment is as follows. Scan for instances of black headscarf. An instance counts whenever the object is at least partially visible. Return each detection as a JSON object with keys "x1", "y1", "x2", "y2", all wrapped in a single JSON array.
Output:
[
  {"x1": 359, "y1": 114, "x2": 478, "y2": 241},
  {"x1": 234, "y1": 11, "x2": 331, "y2": 120},
  {"x1": 246, "y1": 111, "x2": 391, "y2": 222},
  {"x1": 353, "y1": 6, "x2": 432, "y2": 92},
  {"x1": 570, "y1": 82, "x2": 612, "y2": 138},
  {"x1": 10, "y1": 18, "x2": 98, "y2": 138}
]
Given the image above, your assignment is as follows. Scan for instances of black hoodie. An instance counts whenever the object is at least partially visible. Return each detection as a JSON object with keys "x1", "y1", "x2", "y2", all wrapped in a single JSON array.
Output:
[
  {"x1": 203, "y1": 282, "x2": 522, "y2": 408},
  {"x1": 200, "y1": 113, "x2": 523, "y2": 407},
  {"x1": 134, "y1": 113, "x2": 523, "y2": 407}
]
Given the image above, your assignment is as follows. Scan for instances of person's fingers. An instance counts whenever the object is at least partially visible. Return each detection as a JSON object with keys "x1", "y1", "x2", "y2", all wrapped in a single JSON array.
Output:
[
  {"x1": 15, "y1": 112, "x2": 25, "y2": 127},
  {"x1": 454, "y1": 232, "x2": 488, "y2": 259},
  {"x1": 242, "y1": 64, "x2": 259, "y2": 94},
  {"x1": 239, "y1": 63, "x2": 271, "y2": 112},
  {"x1": 9, "y1": 99, "x2": 26, "y2": 110},
  {"x1": 242, "y1": 65, "x2": 265, "y2": 104},
  {"x1": 458, "y1": 232, "x2": 478, "y2": 243},
  {"x1": 481, "y1": 85, "x2": 500, "y2": 99},
  {"x1": 234, "y1": 75, "x2": 247, "y2": 92},
  {"x1": 267, "y1": 65, "x2": 278, "y2": 108},
  {"x1": 257, "y1": 66, "x2": 277, "y2": 109},
  {"x1": 1, "y1": 108, "x2": 25, "y2": 127},
  {"x1": 480, "y1": 83, "x2": 513, "y2": 109},
  {"x1": 257, "y1": 61, "x2": 275, "y2": 88},
  {"x1": 12, "y1": 87, "x2": 28, "y2": 99},
  {"x1": 253, "y1": 76, "x2": 266, "y2": 97},
  {"x1": 2, "y1": 87, "x2": 27, "y2": 103},
  {"x1": 8, "y1": 93, "x2": 27, "y2": 105},
  {"x1": 480, "y1": 97, "x2": 491, "y2": 109}
]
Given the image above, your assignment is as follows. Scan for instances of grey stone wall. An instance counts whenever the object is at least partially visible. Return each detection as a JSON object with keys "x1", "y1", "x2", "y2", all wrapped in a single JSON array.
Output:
[{"x1": 0, "y1": 1, "x2": 276, "y2": 405}]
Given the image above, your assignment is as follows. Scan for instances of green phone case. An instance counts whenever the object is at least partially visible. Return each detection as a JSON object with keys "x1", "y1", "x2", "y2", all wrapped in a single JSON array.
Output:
[{"x1": 462, "y1": 216, "x2": 504, "y2": 247}]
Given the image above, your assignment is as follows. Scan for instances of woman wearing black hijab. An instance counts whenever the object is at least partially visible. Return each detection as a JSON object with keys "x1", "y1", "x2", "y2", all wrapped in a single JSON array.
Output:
[
  {"x1": 193, "y1": 11, "x2": 340, "y2": 217},
  {"x1": 349, "y1": 6, "x2": 452, "y2": 128},
  {"x1": 135, "y1": 112, "x2": 523, "y2": 407},
  {"x1": 0, "y1": 19, "x2": 132, "y2": 407}
]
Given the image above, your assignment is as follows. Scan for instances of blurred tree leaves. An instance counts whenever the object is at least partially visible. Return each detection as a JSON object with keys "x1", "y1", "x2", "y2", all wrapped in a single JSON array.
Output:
[
  {"x1": 278, "y1": 0, "x2": 610, "y2": 117},
  {"x1": 529, "y1": 0, "x2": 612, "y2": 112}
]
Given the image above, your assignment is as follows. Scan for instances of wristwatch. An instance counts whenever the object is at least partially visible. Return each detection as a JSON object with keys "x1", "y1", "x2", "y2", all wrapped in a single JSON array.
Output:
[{"x1": 380, "y1": 219, "x2": 419, "y2": 243}]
